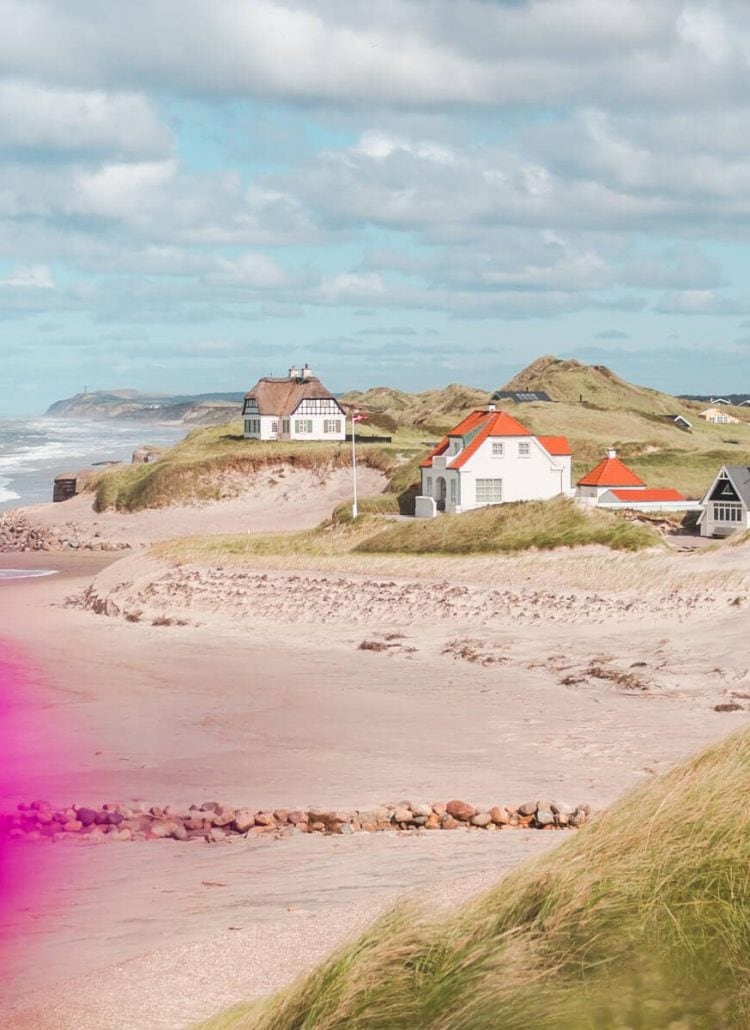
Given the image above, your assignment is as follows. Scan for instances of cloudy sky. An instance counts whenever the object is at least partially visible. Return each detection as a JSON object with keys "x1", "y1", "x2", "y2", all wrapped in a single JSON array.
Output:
[{"x1": 1, "y1": 0, "x2": 750, "y2": 411}]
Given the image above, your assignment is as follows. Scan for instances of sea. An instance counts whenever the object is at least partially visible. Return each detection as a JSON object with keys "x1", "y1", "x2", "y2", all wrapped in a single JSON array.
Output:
[{"x1": 0, "y1": 417, "x2": 188, "y2": 513}]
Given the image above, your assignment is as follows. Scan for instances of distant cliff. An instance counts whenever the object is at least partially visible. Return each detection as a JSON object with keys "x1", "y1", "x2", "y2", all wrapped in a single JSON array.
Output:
[{"x1": 46, "y1": 390, "x2": 244, "y2": 424}]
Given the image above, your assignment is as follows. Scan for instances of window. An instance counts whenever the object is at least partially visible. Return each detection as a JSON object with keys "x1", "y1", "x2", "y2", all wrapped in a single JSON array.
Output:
[
  {"x1": 491, "y1": 441, "x2": 504, "y2": 458},
  {"x1": 281, "y1": 419, "x2": 290, "y2": 434},
  {"x1": 449, "y1": 438, "x2": 462, "y2": 455},
  {"x1": 713, "y1": 502, "x2": 743, "y2": 523},
  {"x1": 518, "y1": 442, "x2": 530, "y2": 457},
  {"x1": 242, "y1": 398, "x2": 259, "y2": 415},
  {"x1": 323, "y1": 419, "x2": 342, "y2": 434},
  {"x1": 425, "y1": 476, "x2": 432, "y2": 494},
  {"x1": 294, "y1": 419, "x2": 313, "y2": 434},
  {"x1": 475, "y1": 478, "x2": 503, "y2": 504},
  {"x1": 450, "y1": 478, "x2": 457, "y2": 503},
  {"x1": 271, "y1": 421, "x2": 279, "y2": 435},
  {"x1": 244, "y1": 418, "x2": 260, "y2": 435}
]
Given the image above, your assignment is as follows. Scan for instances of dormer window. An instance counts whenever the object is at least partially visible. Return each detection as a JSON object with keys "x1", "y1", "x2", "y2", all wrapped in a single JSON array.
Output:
[{"x1": 449, "y1": 438, "x2": 462, "y2": 456}]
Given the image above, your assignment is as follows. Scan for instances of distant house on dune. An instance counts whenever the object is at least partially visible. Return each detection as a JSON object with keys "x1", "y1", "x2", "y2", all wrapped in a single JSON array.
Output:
[
  {"x1": 699, "y1": 466, "x2": 750, "y2": 537},
  {"x1": 242, "y1": 364, "x2": 345, "y2": 441},
  {"x1": 415, "y1": 406, "x2": 572, "y2": 517},
  {"x1": 576, "y1": 449, "x2": 692, "y2": 512},
  {"x1": 699, "y1": 407, "x2": 741, "y2": 425}
]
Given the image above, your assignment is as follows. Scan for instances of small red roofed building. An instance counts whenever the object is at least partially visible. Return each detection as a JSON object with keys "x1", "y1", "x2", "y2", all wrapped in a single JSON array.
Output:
[
  {"x1": 416, "y1": 406, "x2": 572, "y2": 516},
  {"x1": 576, "y1": 449, "x2": 691, "y2": 511}
]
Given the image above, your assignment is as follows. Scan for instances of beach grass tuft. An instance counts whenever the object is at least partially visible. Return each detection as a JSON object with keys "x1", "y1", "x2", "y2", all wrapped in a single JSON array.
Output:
[{"x1": 196, "y1": 729, "x2": 750, "y2": 1029}]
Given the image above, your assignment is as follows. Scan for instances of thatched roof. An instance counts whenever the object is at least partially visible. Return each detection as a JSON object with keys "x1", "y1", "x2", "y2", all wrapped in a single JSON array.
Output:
[{"x1": 244, "y1": 375, "x2": 343, "y2": 417}]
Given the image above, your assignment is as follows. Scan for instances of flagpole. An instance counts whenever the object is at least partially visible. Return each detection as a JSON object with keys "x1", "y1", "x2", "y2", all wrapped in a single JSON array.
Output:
[{"x1": 351, "y1": 412, "x2": 358, "y2": 519}]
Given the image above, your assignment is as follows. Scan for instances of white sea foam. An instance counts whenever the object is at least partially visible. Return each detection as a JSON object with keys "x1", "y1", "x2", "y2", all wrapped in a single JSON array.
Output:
[
  {"x1": 0, "y1": 416, "x2": 185, "y2": 511},
  {"x1": 0, "y1": 569, "x2": 58, "y2": 580}
]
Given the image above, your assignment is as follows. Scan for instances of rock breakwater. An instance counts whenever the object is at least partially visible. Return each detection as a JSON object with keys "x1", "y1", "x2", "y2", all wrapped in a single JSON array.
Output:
[
  {"x1": 2, "y1": 798, "x2": 591, "y2": 843},
  {"x1": 0, "y1": 512, "x2": 128, "y2": 552}
]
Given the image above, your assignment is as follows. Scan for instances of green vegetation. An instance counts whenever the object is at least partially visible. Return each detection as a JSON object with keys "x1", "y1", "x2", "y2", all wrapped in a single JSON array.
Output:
[
  {"x1": 154, "y1": 497, "x2": 659, "y2": 564},
  {"x1": 88, "y1": 356, "x2": 750, "y2": 514},
  {"x1": 89, "y1": 420, "x2": 418, "y2": 512},
  {"x1": 197, "y1": 730, "x2": 750, "y2": 1029},
  {"x1": 355, "y1": 497, "x2": 661, "y2": 555}
]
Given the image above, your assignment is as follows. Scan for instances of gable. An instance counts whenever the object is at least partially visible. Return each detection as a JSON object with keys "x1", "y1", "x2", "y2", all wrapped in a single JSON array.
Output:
[{"x1": 710, "y1": 479, "x2": 740, "y2": 502}]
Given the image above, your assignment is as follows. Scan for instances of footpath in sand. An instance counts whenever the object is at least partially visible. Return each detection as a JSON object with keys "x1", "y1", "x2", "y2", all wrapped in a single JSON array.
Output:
[{"x1": 1, "y1": 488, "x2": 750, "y2": 1028}]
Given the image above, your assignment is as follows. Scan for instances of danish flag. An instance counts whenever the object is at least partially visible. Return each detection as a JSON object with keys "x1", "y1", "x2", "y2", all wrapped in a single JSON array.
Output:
[{"x1": 352, "y1": 412, "x2": 368, "y2": 423}]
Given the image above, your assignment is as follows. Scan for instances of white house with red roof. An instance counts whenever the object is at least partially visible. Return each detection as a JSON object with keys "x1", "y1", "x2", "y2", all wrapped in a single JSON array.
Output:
[
  {"x1": 576, "y1": 449, "x2": 692, "y2": 511},
  {"x1": 416, "y1": 406, "x2": 573, "y2": 516}
]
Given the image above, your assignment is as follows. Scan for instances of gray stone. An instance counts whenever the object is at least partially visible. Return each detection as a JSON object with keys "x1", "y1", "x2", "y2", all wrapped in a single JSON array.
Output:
[
  {"x1": 535, "y1": 808, "x2": 555, "y2": 827},
  {"x1": 550, "y1": 801, "x2": 573, "y2": 816},
  {"x1": 471, "y1": 812, "x2": 492, "y2": 827}
]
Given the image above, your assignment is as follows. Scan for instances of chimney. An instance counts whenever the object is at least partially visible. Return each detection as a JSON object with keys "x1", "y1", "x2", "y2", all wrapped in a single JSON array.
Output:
[
  {"x1": 288, "y1": 365, "x2": 300, "y2": 379},
  {"x1": 301, "y1": 363, "x2": 313, "y2": 380},
  {"x1": 487, "y1": 403, "x2": 496, "y2": 412},
  {"x1": 607, "y1": 448, "x2": 617, "y2": 459}
]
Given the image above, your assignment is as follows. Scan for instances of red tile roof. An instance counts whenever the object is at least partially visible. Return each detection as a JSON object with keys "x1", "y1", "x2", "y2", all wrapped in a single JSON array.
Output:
[
  {"x1": 448, "y1": 411, "x2": 531, "y2": 469},
  {"x1": 578, "y1": 456, "x2": 645, "y2": 487},
  {"x1": 607, "y1": 488, "x2": 686, "y2": 502},
  {"x1": 420, "y1": 409, "x2": 571, "y2": 470},
  {"x1": 418, "y1": 409, "x2": 488, "y2": 469},
  {"x1": 537, "y1": 435, "x2": 572, "y2": 456}
]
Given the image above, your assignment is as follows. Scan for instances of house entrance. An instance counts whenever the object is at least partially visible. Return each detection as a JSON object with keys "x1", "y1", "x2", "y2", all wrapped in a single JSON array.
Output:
[{"x1": 436, "y1": 476, "x2": 447, "y2": 511}]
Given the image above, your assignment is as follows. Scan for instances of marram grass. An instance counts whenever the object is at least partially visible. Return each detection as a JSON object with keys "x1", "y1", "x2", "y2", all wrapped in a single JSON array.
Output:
[{"x1": 196, "y1": 730, "x2": 750, "y2": 1029}]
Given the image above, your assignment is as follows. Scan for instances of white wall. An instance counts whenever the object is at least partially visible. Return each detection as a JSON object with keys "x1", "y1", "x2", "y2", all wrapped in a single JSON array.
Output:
[
  {"x1": 421, "y1": 436, "x2": 571, "y2": 513},
  {"x1": 700, "y1": 501, "x2": 750, "y2": 537},
  {"x1": 243, "y1": 412, "x2": 345, "y2": 441}
]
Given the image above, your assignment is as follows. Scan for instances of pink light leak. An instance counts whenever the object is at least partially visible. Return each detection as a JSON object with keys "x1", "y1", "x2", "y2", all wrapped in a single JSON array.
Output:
[{"x1": 0, "y1": 639, "x2": 75, "y2": 986}]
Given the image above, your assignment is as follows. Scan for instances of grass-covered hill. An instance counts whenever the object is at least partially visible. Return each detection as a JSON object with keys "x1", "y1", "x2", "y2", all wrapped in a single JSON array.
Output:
[
  {"x1": 87, "y1": 354, "x2": 750, "y2": 513},
  {"x1": 495, "y1": 356, "x2": 750, "y2": 495},
  {"x1": 155, "y1": 496, "x2": 662, "y2": 564},
  {"x1": 339, "y1": 383, "x2": 488, "y2": 434},
  {"x1": 198, "y1": 730, "x2": 750, "y2": 1029}
]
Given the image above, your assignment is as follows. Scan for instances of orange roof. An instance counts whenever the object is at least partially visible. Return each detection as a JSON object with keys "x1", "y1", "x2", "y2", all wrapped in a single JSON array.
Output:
[
  {"x1": 448, "y1": 411, "x2": 531, "y2": 469},
  {"x1": 578, "y1": 456, "x2": 645, "y2": 488},
  {"x1": 420, "y1": 409, "x2": 568, "y2": 470},
  {"x1": 607, "y1": 488, "x2": 686, "y2": 502},
  {"x1": 418, "y1": 409, "x2": 487, "y2": 469},
  {"x1": 537, "y1": 435, "x2": 572, "y2": 456}
]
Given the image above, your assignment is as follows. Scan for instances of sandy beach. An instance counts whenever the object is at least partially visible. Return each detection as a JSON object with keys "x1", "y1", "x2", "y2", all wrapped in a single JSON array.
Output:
[{"x1": 1, "y1": 492, "x2": 749, "y2": 1029}]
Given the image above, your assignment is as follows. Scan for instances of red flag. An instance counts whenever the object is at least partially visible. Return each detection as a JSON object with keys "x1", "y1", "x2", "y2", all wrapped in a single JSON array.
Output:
[{"x1": 352, "y1": 413, "x2": 367, "y2": 423}]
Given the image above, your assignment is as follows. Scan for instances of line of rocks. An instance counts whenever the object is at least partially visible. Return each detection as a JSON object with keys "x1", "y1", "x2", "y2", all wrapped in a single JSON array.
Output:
[
  {"x1": 0, "y1": 512, "x2": 128, "y2": 552},
  {"x1": 2, "y1": 798, "x2": 591, "y2": 843}
]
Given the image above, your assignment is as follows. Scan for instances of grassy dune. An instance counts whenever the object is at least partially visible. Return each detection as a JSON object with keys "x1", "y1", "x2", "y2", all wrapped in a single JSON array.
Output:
[
  {"x1": 154, "y1": 497, "x2": 661, "y2": 564},
  {"x1": 198, "y1": 730, "x2": 750, "y2": 1029},
  {"x1": 88, "y1": 420, "x2": 418, "y2": 512}
]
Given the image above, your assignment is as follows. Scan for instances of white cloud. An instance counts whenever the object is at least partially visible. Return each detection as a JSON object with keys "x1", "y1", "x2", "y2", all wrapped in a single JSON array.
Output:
[
  {"x1": 1, "y1": 263, "x2": 54, "y2": 288},
  {"x1": 0, "y1": 81, "x2": 171, "y2": 157}
]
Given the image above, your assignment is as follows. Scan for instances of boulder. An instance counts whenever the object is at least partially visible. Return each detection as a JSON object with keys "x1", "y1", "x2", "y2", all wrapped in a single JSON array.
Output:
[
  {"x1": 77, "y1": 807, "x2": 99, "y2": 827},
  {"x1": 233, "y1": 809, "x2": 255, "y2": 833},
  {"x1": 518, "y1": 802, "x2": 538, "y2": 816},
  {"x1": 440, "y1": 814, "x2": 460, "y2": 830},
  {"x1": 471, "y1": 812, "x2": 492, "y2": 827},
  {"x1": 489, "y1": 806, "x2": 509, "y2": 825},
  {"x1": 535, "y1": 807, "x2": 555, "y2": 828},
  {"x1": 393, "y1": 806, "x2": 414, "y2": 824},
  {"x1": 446, "y1": 800, "x2": 476, "y2": 822}
]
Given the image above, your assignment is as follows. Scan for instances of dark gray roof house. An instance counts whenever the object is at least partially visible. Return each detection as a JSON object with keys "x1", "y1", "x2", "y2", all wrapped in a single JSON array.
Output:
[{"x1": 699, "y1": 465, "x2": 750, "y2": 537}]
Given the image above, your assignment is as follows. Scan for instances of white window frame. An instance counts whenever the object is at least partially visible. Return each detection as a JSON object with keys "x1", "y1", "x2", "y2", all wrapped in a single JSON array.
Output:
[
  {"x1": 245, "y1": 418, "x2": 260, "y2": 435},
  {"x1": 475, "y1": 478, "x2": 503, "y2": 504},
  {"x1": 294, "y1": 419, "x2": 313, "y2": 434},
  {"x1": 323, "y1": 418, "x2": 342, "y2": 434},
  {"x1": 450, "y1": 478, "x2": 457, "y2": 503},
  {"x1": 713, "y1": 501, "x2": 743, "y2": 523},
  {"x1": 425, "y1": 476, "x2": 432, "y2": 494},
  {"x1": 491, "y1": 441, "x2": 504, "y2": 458},
  {"x1": 518, "y1": 441, "x2": 531, "y2": 457}
]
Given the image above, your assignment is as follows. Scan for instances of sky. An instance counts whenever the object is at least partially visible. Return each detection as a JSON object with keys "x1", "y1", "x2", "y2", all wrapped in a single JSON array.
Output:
[{"x1": 2, "y1": 0, "x2": 750, "y2": 412}]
